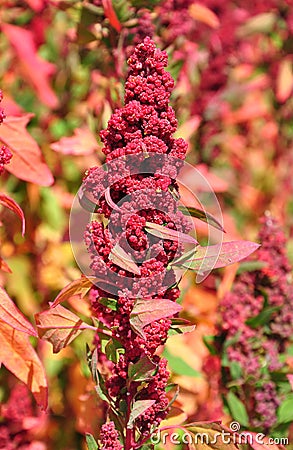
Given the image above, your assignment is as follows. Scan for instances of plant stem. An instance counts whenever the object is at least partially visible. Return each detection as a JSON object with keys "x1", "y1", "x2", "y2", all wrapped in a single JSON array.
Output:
[{"x1": 125, "y1": 390, "x2": 133, "y2": 450}]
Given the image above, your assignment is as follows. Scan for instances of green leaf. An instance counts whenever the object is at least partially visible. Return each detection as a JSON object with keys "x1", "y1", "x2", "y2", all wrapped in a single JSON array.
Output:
[
  {"x1": 92, "y1": 318, "x2": 112, "y2": 332},
  {"x1": 99, "y1": 297, "x2": 118, "y2": 311},
  {"x1": 223, "y1": 331, "x2": 241, "y2": 350},
  {"x1": 236, "y1": 260, "x2": 268, "y2": 275},
  {"x1": 112, "y1": 0, "x2": 133, "y2": 23},
  {"x1": 277, "y1": 394, "x2": 293, "y2": 424},
  {"x1": 138, "y1": 446, "x2": 154, "y2": 450},
  {"x1": 41, "y1": 187, "x2": 66, "y2": 232},
  {"x1": 164, "y1": 348, "x2": 201, "y2": 378},
  {"x1": 131, "y1": 0, "x2": 161, "y2": 8},
  {"x1": 77, "y1": 7, "x2": 100, "y2": 45},
  {"x1": 229, "y1": 361, "x2": 242, "y2": 380},
  {"x1": 119, "y1": 399, "x2": 128, "y2": 414},
  {"x1": 203, "y1": 335, "x2": 217, "y2": 356},
  {"x1": 165, "y1": 383, "x2": 178, "y2": 393},
  {"x1": 128, "y1": 355, "x2": 157, "y2": 382},
  {"x1": 99, "y1": 332, "x2": 112, "y2": 354},
  {"x1": 127, "y1": 399, "x2": 156, "y2": 429},
  {"x1": 171, "y1": 247, "x2": 198, "y2": 267},
  {"x1": 166, "y1": 58, "x2": 184, "y2": 83},
  {"x1": 286, "y1": 344, "x2": 293, "y2": 356},
  {"x1": 246, "y1": 306, "x2": 280, "y2": 328},
  {"x1": 226, "y1": 391, "x2": 249, "y2": 426},
  {"x1": 167, "y1": 384, "x2": 180, "y2": 409},
  {"x1": 178, "y1": 205, "x2": 225, "y2": 232},
  {"x1": 105, "y1": 338, "x2": 125, "y2": 364},
  {"x1": 90, "y1": 348, "x2": 110, "y2": 404},
  {"x1": 85, "y1": 433, "x2": 98, "y2": 450}
]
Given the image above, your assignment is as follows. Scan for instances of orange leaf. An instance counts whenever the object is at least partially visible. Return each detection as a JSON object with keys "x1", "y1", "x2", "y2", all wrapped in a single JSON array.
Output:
[
  {"x1": 0, "y1": 114, "x2": 54, "y2": 186},
  {"x1": 0, "y1": 321, "x2": 47, "y2": 408},
  {"x1": 51, "y1": 127, "x2": 99, "y2": 156},
  {"x1": 67, "y1": 295, "x2": 91, "y2": 316},
  {"x1": 102, "y1": 0, "x2": 122, "y2": 32},
  {"x1": 217, "y1": 264, "x2": 238, "y2": 300},
  {"x1": 276, "y1": 58, "x2": 293, "y2": 103},
  {"x1": 189, "y1": 3, "x2": 220, "y2": 28},
  {"x1": 2, "y1": 24, "x2": 59, "y2": 109},
  {"x1": 160, "y1": 407, "x2": 188, "y2": 427},
  {"x1": 35, "y1": 304, "x2": 90, "y2": 353},
  {"x1": 0, "y1": 193, "x2": 25, "y2": 235},
  {"x1": 0, "y1": 256, "x2": 12, "y2": 273},
  {"x1": 0, "y1": 287, "x2": 37, "y2": 336},
  {"x1": 50, "y1": 276, "x2": 95, "y2": 308},
  {"x1": 222, "y1": 97, "x2": 268, "y2": 124}
]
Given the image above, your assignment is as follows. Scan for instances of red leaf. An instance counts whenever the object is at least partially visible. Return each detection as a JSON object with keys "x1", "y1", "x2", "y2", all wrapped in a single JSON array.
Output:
[
  {"x1": 0, "y1": 114, "x2": 54, "y2": 186},
  {"x1": 102, "y1": 0, "x2": 122, "y2": 32},
  {"x1": 0, "y1": 257, "x2": 12, "y2": 273},
  {"x1": 0, "y1": 321, "x2": 47, "y2": 408},
  {"x1": 174, "y1": 241, "x2": 260, "y2": 272},
  {"x1": 0, "y1": 287, "x2": 37, "y2": 336},
  {"x1": 109, "y1": 243, "x2": 141, "y2": 275},
  {"x1": 130, "y1": 298, "x2": 182, "y2": 338},
  {"x1": 0, "y1": 193, "x2": 25, "y2": 235},
  {"x1": 50, "y1": 276, "x2": 95, "y2": 308},
  {"x1": 51, "y1": 127, "x2": 99, "y2": 156},
  {"x1": 35, "y1": 304, "x2": 90, "y2": 353},
  {"x1": 24, "y1": 0, "x2": 45, "y2": 12},
  {"x1": 145, "y1": 222, "x2": 198, "y2": 245},
  {"x1": 2, "y1": 24, "x2": 59, "y2": 109}
]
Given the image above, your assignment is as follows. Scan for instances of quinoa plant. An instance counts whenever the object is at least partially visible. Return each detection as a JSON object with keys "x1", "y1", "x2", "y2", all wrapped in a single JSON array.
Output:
[
  {"x1": 216, "y1": 215, "x2": 293, "y2": 435},
  {"x1": 38, "y1": 38, "x2": 259, "y2": 449}
]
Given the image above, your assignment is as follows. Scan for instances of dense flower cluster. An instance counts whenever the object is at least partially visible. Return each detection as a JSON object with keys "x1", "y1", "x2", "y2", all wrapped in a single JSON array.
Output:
[
  {"x1": 83, "y1": 38, "x2": 190, "y2": 447},
  {"x1": 0, "y1": 90, "x2": 12, "y2": 174},
  {"x1": 0, "y1": 384, "x2": 44, "y2": 450},
  {"x1": 159, "y1": 0, "x2": 197, "y2": 44},
  {"x1": 100, "y1": 422, "x2": 123, "y2": 450},
  {"x1": 219, "y1": 215, "x2": 293, "y2": 431},
  {"x1": 131, "y1": 9, "x2": 155, "y2": 48}
]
